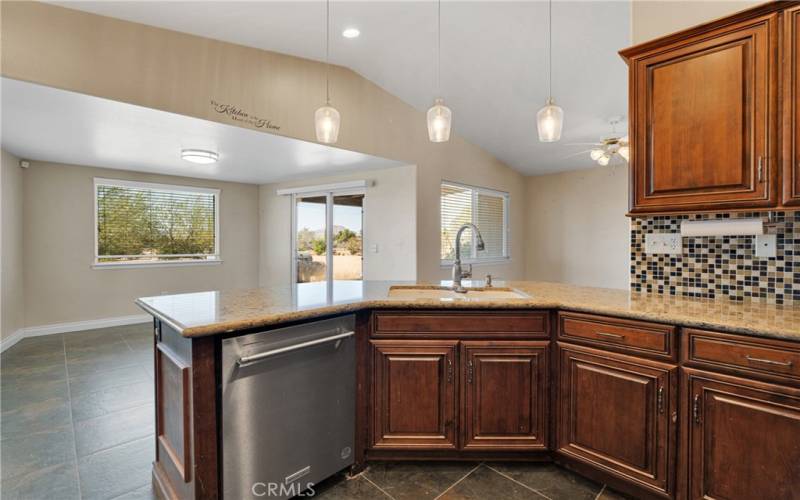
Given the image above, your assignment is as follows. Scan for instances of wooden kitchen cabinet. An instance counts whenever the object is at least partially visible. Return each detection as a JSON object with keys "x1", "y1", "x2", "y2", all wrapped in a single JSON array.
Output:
[
  {"x1": 461, "y1": 341, "x2": 549, "y2": 451},
  {"x1": 370, "y1": 340, "x2": 458, "y2": 449},
  {"x1": 621, "y1": 6, "x2": 782, "y2": 213},
  {"x1": 683, "y1": 368, "x2": 800, "y2": 500},
  {"x1": 784, "y1": 5, "x2": 800, "y2": 206},
  {"x1": 556, "y1": 344, "x2": 677, "y2": 497}
]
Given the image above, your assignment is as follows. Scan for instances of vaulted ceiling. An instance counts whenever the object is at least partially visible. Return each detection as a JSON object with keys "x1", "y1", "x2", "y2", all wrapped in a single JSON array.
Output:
[{"x1": 47, "y1": 1, "x2": 631, "y2": 176}]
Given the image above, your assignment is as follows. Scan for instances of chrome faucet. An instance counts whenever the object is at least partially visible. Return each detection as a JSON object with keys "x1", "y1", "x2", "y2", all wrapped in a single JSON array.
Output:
[{"x1": 452, "y1": 223, "x2": 485, "y2": 293}]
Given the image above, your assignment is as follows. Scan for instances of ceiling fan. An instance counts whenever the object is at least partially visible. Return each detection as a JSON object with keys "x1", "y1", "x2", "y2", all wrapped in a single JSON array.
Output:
[{"x1": 564, "y1": 117, "x2": 629, "y2": 166}]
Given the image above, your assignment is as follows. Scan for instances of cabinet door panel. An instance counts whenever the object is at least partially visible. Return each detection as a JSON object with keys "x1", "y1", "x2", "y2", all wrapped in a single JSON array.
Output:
[
  {"x1": 371, "y1": 340, "x2": 457, "y2": 449},
  {"x1": 686, "y1": 370, "x2": 800, "y2": 500},
  {"x1": 784, "y1": 5, "x2": 800, "y2": 206},
  {"x1": 462, "y1": 341, "x2": 549, "y2": 450},
  {"x1": 557, "y1": 345, "x2": 676, "y2": 495},
  {"x1": 629, "y1": 13, "x2": 777, "y2": 212}
]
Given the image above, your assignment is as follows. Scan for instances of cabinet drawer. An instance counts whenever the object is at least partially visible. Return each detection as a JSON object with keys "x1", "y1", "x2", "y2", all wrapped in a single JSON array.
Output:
[
  {"x1": 684, "y1": 329, "x2": 800, "y2": 384},
  {"x1": 373, "y1": 311, "x2": 548, "y2": 338},
  {"x1": 558, "y1": 312, "x2": 676, "y2": 360}
]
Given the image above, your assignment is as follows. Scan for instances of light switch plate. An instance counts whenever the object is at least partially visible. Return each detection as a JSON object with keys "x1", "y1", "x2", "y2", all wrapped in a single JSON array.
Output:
[
  {"x1": 645, "y1": 233, "x2": 682, "y2": 255},
  {"x1": 755, "y1": 234, "x2": 776, "y2": 258}
]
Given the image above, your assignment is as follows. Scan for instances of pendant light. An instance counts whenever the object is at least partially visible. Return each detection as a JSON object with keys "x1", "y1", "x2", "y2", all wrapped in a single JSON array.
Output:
[
  {"x1": 537, "y1": 0, "x2": 563, "y2": 142},
  {"x1": 427, "y1": 0, "x2": 452, "y2": 143},
  {"x1": 315, "y1": 0, "x2": 340, "y2": 144}
]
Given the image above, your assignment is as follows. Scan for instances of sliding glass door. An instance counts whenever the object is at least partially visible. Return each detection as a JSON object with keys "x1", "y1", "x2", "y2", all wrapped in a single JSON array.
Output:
[{"x1": 293, "y1": 190, "x2": 364, "y2": 284}]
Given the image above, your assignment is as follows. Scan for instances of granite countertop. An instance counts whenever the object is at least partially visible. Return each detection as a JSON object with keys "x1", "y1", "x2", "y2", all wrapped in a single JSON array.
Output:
[{"x1": 135, "y1": 280, "x2": 800, "y2": 341}]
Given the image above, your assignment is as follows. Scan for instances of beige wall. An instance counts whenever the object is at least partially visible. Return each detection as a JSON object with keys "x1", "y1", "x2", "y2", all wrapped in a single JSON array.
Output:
[
  {"x1": 259, "y1": 165, "x2": 417, "y2": 286},
  {"x1": 1, "y1": 150, "x2": 25, "y2": 339},
  {"x1": 1, "y1": 1, "x2": 527, "y2": 283},
  {"x1": 631, "y1": 1, "x2": 762, "y2": 43},
  {"x1": 21, "y1": 161, "x2": 259, "y2": 327},
  {"x1": 525, "y1": 167, "x2": 630, "y2": 289}
]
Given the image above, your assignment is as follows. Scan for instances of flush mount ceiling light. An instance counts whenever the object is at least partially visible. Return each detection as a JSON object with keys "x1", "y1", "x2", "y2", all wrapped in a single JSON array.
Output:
[
  {"x1": 537, "y1": 0, "x2": 564, "y2": 143},
  {"x1": 342, "y1": 27, "x2": 360, "y2": 38},
  {"x1": 427, "y1": 0, "x2": 452, "y2": 143},
  {"x1": 315, "y1": 0, "x2": 341, "y2": 144},
  {"x1": 181, "y1": 149, "x2": 218, "y2": 164}
]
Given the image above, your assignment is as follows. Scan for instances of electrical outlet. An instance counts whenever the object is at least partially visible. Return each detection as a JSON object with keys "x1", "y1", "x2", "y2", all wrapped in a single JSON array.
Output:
[
  {"x1": 645, "y1": 233, "x2": 682, "y2": 255},
  {"x1": 755, "y1": 234, "x2": 776, "y2": 258}
]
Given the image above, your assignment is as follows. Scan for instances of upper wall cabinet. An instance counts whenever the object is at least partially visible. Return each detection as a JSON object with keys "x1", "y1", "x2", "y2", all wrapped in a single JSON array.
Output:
[
  {"x1": 620, "y1": 3, "x2": 800, "y2": 215},
  {"x1": 785, "y1": 5, "x2": 800, "y2": 206}
]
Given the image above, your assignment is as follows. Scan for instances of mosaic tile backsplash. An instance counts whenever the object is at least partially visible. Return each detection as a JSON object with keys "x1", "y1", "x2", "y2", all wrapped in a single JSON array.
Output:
[{"x1": 631, "y1": 211, "x2": 800, "y2": 304}]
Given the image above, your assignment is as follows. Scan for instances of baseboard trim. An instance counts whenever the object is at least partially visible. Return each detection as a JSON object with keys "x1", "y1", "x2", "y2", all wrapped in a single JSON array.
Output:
[
  {"x1": 0, "y1": 329, "x2": 26, "y2": 353},
  {"x1": 1, "y1": 314, "x2": 151, "y2": 353}
]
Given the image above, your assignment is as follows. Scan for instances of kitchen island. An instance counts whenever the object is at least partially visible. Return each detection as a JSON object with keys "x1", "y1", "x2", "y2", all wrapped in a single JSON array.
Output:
[{"x1": 137, "y1": 280, "x2": 800, "y2": 500}]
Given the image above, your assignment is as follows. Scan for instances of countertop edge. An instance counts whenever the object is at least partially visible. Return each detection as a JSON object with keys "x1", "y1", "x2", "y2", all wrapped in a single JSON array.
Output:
[{"x1": 137, "y1": 297, "x2": 798, "y2": 343}]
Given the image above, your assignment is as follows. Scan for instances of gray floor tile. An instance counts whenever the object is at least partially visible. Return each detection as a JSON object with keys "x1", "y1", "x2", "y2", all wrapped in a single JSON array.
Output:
[
  {"x1": 1, "y1": 362, "x2": 67, "y2": 387},
  {"x1": 69, "y1": 365, "x2": 151, "y2": 398},
  {"x1": 1, "y1": 345, "x2": 65, "y2": 370},
  {"x1": 110, "y1": 484, "x2": 157, "y2": 499},
  {"x1": 64, "y1": 329, "x2": 126, "y2": 350},
  {"x1": 489, "y1": 463, "x2": 603, "y2": 500},
  {"x1": 439, "y1": 465, "x2": 544, "y2": 499},
  {"x1": 365, "y1": 461, "x2": 478, "y2": 500},
  {"x1": 597, "y1": 486, "x2": 637, "y2": 500},
  {"x1": 111, "y1": 324, "x2": 152, "y2": 339},
  {"x1": 313, "y1": 473, "x2": 391, "y2": 500},
  {"x1": 71, "y1": 381, "x2": 154, "y2": 422},
  {"x1": 0, "y1": 428, "x2": 75, "y2": 480},
  {"x1": 78, "y1": 436, "x2": 153, "y2": 500},
  {"x1": 2, "y1": 335, "x2": 64, "y2": 356},
  {"x1": 1, "y1": 377, "x2": 69, "y2": 411},
  {"x1": 0, "y1": 461, "x2": 80, "y2": 500},
  {"x1": 0, "y1": 397, "x2": 72, "y2": 439},
  {"x1": 122, "y1": 335, "x2": 154, "y2": 352},
  {"x1": 74, "y1": 403, "x2": 154, "y2": 457},
  {"x1": 66, "y1": 346, "x2": 139, "y2": 378}
]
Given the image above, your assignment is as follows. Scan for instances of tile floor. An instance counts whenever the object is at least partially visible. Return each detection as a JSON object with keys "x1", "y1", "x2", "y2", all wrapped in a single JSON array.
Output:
[{"x1": 1, "y1": 324, "x2": 635, "y2": 500}]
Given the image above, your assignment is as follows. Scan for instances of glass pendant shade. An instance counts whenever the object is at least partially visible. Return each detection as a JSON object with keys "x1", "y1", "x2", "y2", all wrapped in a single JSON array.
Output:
[
  {"x1": 618, "y1": 136, "x2": 630, "y2": 161},
  {"x1": 537, "y1": 99, "x2": 563, "y2": 142},
  {"x1": 597, "y1": 154, "x2": 611, "y2": 167},
  {"x1": 427, "y1": 98, "x2": 452, "y2": 142},
  {"x1": 590, "y1": 149, "x2": 605, "y2": 161},
  {"x1": 315, "y1": 105, "x2": 341, "y2": 144}
]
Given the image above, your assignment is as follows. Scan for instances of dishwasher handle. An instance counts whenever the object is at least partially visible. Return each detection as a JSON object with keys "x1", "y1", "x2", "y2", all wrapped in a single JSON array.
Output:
[{"x1": 236, "y1": 330, "x2": 355, "y2": 367}]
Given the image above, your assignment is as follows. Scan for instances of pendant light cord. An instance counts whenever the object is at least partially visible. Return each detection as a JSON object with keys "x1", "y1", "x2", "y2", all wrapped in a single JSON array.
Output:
[
  {"x1": 548, "y1": 0, "x2": 553, "y2": 101},
  {"x1": 325, "y1": 0, "x2": 330, "y2": 104},
  {"x1": 437, "y1": 0, "x2": 441, "y2": 95}
]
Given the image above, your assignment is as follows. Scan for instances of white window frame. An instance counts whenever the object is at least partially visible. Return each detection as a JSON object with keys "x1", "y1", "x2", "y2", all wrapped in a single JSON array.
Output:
[
  {"x1": 440, "y1": 180, "x2": 510, "y2": 267},
  {"x1": 93, "y1": 178, "x2": 221, "y2": 268},
  {"x1": 285, "y1": 183, "x2": 366, "y2": 285}
]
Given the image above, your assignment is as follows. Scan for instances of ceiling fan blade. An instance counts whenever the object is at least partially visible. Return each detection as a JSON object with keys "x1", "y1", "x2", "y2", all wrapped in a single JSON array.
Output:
[{"x1": 561, "y1": 150, "x2": 593, "y2": 159}]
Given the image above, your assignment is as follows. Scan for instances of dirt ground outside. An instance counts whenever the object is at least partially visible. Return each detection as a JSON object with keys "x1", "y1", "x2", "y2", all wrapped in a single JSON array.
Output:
[{"x1": 298, "y1": 254, "x2": 362, "y2": 282}]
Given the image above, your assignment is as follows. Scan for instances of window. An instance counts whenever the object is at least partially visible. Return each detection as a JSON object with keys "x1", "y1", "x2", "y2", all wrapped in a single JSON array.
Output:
[
  {"x1": 440, "y1": 181, "x2": 509, "y2": 264},
  {"x1": 94, "y1": 178, "x2": 219, "y2": 266}
]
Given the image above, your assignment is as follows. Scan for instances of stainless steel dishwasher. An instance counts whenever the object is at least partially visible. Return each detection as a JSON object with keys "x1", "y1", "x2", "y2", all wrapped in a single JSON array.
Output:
[{"x1": 221, "y1": 315, "x2": 355, "y2": 499}]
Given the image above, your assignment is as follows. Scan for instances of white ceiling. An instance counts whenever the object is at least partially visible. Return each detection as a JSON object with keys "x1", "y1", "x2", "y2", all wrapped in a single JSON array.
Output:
[
  {"x1": 0, "y1": 78, "x2": 406, "y2": 184},
  {"x1": 46, "y1": 0, "x2": 631, "y2": 176}
]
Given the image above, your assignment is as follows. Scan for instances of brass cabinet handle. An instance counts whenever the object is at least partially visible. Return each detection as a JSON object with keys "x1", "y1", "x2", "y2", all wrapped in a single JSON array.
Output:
[
  {"x1": 657, "y1": 387, "x2": 665, "y2": 414},
  {"x1": 745, "y1": 355, "x2": 792, "y2": 367},
  {"x1": 693, "y1": 394, "x2": 701, "y2": 424},
  {"x1": 447, "y1": 358, "x2": 453, "y2": 384},
  {"x1": 597, "y1": 332, "x2": 625, "y2": 340},
  {"x1": 467, "y1": 360, "x2": 474, "y2": 384}
]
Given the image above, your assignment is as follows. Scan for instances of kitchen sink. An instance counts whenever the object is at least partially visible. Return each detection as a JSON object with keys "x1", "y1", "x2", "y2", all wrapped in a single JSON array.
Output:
[{"x1": 387, "y1": 286, "x2": 529, "y2": 300}]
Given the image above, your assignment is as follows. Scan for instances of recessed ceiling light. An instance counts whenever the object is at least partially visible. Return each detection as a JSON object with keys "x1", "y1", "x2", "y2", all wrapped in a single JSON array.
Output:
[
  {"x1": 342, "y1": 27, "x2": 360, "y2": 39},
  {"x1": 181, "y1": 149, "x2": 218, "y2": 164}
]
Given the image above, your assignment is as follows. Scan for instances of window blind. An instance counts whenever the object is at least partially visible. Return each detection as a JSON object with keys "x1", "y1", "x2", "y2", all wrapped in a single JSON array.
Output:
[
  {"x1": 95, "y1": 179, "x2": 219, "y2": 263},
  {"x1": 440, "y1": 182, "x2": 508, "y2": 262}
]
